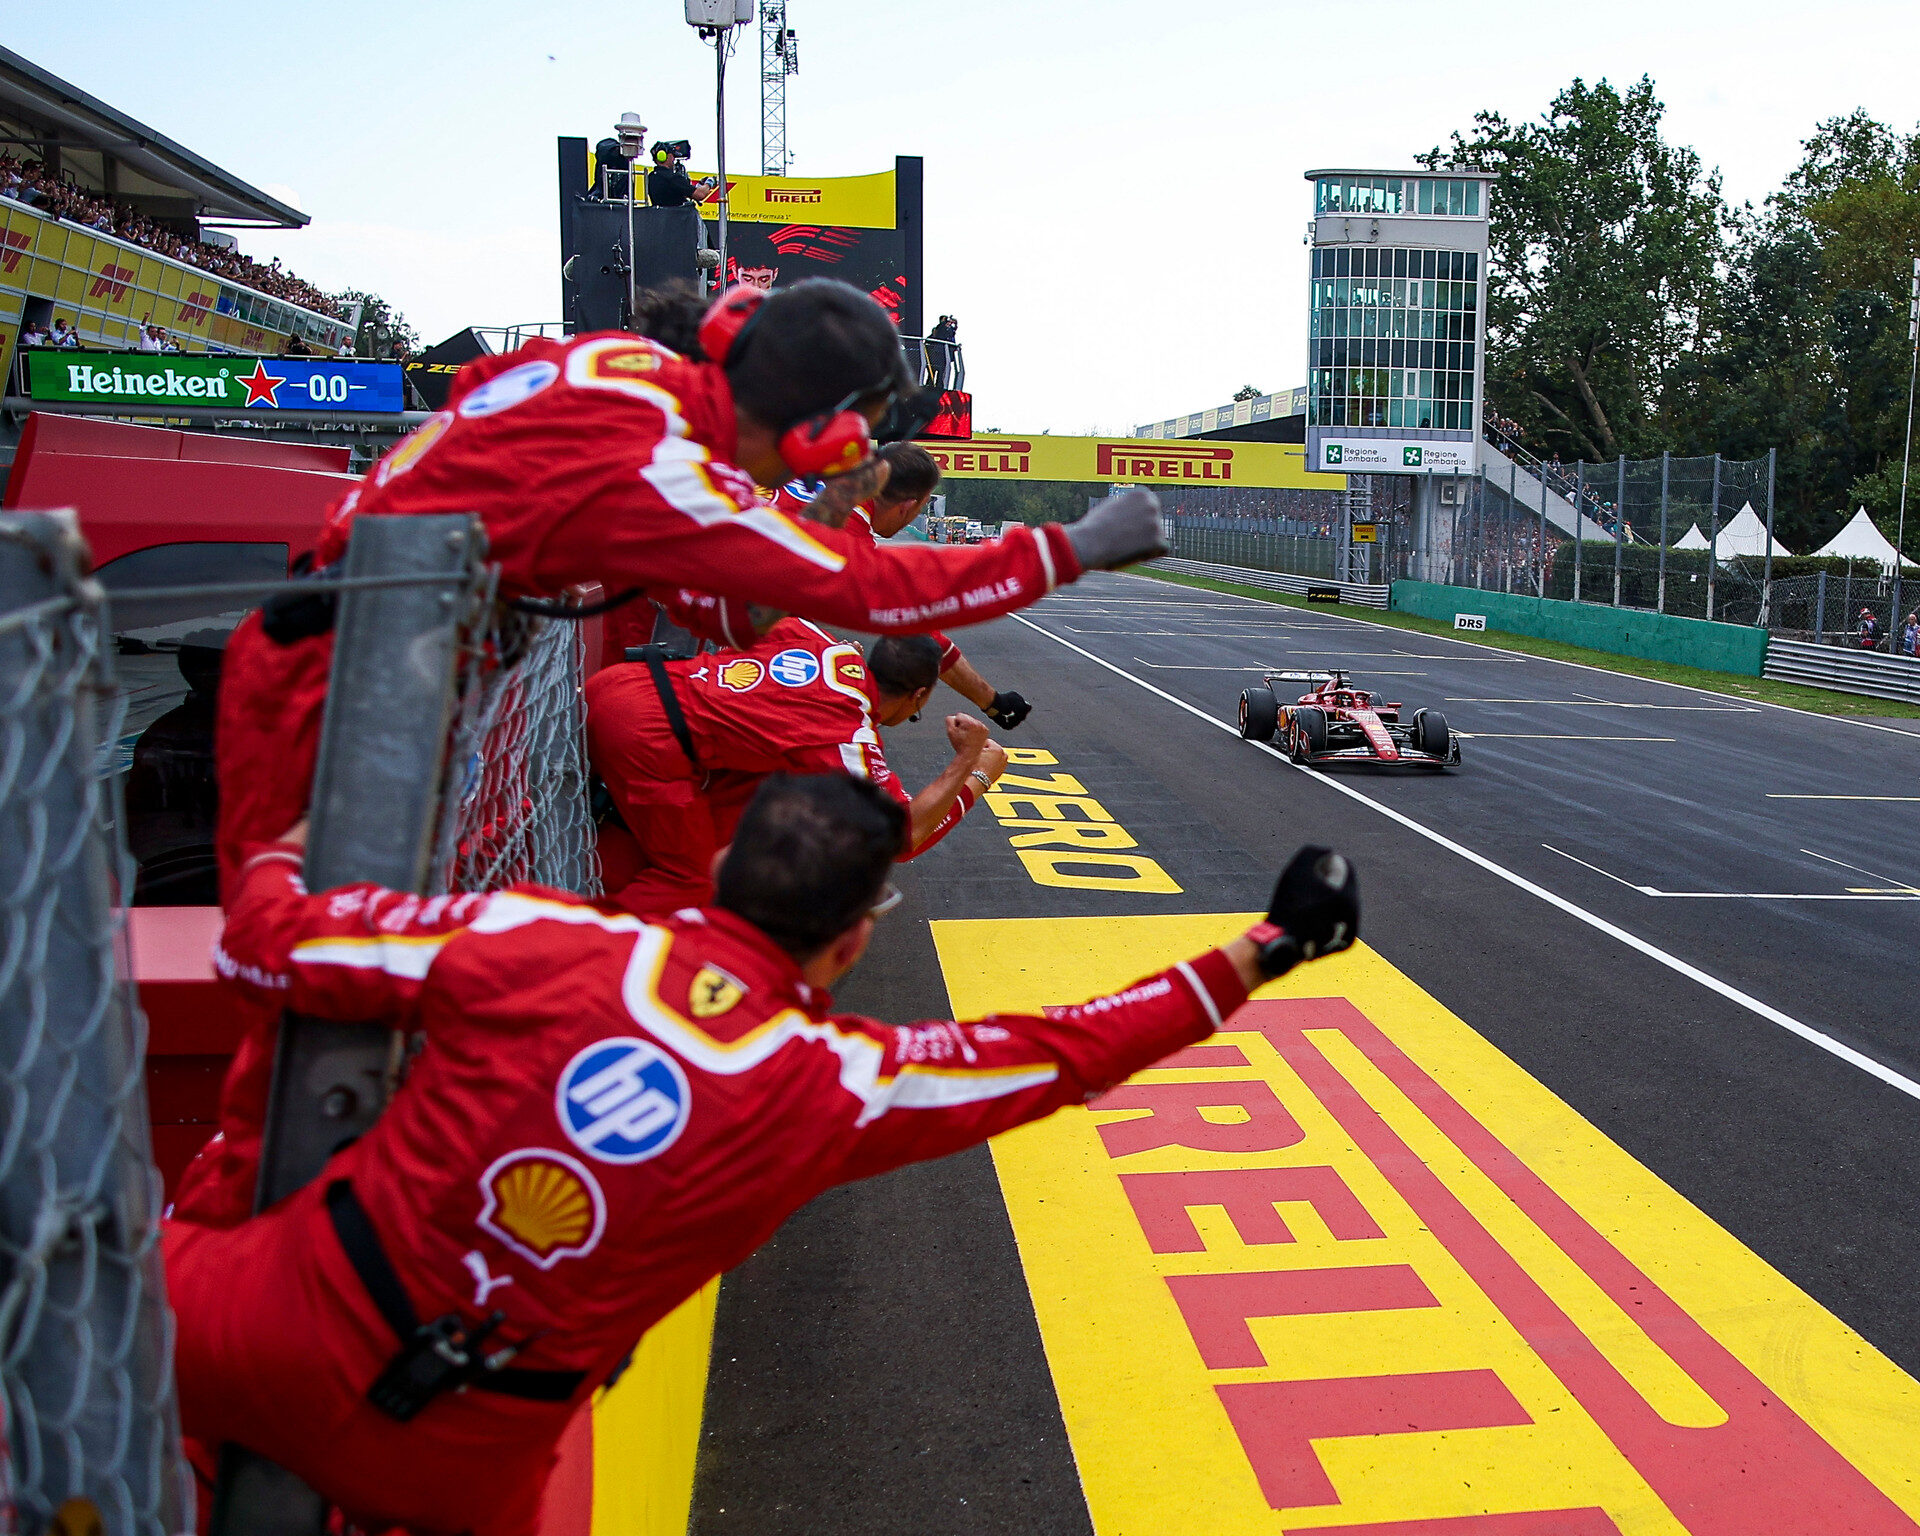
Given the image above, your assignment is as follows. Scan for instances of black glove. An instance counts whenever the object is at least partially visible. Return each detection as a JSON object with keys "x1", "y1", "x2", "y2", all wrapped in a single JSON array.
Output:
[
  {"x1": 1249, "y1": 846, "x2": 1359, "y2": 978},
  {"x1": 985, "y1": 690, "x2": 1032, "y2": 729},
  {"x1": 1062, "y1": 487, "x2": 1167, "y2": 570}
]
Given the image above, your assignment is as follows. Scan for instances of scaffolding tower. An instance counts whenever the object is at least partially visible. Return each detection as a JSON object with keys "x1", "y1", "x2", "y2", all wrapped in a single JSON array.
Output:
[{"x1": 760, "y1": 1, "x2": 798, "y2": 175}]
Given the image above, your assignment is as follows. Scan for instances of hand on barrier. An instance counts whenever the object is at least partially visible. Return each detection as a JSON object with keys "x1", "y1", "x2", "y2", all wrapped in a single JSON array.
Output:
[
  {"x1": 985, "y1": 690, "x2": 1032, "y2": 729},
  {"x1": 1248, "y1": 846, "x2": 1359, "y2": 978},
  {"x1": 1064, "y1": 487, "x2": 1167, "y2": 571}
]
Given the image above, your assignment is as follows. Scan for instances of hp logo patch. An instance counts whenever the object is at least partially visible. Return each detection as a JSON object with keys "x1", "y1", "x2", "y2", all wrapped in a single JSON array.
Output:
[
  {"x1": 781, "y1": 477, "x2": 820, "y2": 505},
  {"x1": 555, "y1": 1037, "x2": 690, "y2": 1164},
  {"x1": 458, "y1": 359, "x2": 559, "y2": 418},
  {"x1": 768, "y1": 648, "x2": 822, "y2": 687}
]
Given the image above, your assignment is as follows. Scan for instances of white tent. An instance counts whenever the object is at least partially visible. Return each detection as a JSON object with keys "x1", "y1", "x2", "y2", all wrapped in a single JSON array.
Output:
[
  {"x1": 1673, "y1": 522, "x2": 1710, "y2": 550},
  {"x1": 1811, "y1": 508, "x2": 1919, "y2": 569},
  {"x1": 1713, "y1": 503, "x2": 1793, "y2": 558}
]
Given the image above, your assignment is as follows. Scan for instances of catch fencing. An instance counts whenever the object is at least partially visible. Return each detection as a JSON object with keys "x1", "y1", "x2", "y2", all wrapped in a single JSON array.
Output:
[
  {"x1": 0, "y1": 513, "x2": 192, "y2": 1535},
  {"x1": 0, "y1": 508, "x2": 605, "y2": 1532}
]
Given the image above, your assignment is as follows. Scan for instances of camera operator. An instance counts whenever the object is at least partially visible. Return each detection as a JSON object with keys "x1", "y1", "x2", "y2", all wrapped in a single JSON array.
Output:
[{"x1": 646, "y1": 140, "x2": 715, "y2": 208}]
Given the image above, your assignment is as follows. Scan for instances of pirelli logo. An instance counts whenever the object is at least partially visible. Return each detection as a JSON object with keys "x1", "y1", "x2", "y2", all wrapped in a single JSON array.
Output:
[
  {"x1": 1096, "y1": 443, "x2": 1236, "y2": 482},
  {"x1": 764, "y1": 188, "x2": 822, "y2": 204},
  {"x1": 928, "y1": 441, "x2": 1034, "y2": 475}
]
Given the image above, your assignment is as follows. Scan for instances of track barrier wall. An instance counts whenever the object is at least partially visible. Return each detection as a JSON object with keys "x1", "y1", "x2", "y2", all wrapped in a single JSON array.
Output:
[{"x1": 1390, "y1": 580, "x2": 1771, "y2": 677}]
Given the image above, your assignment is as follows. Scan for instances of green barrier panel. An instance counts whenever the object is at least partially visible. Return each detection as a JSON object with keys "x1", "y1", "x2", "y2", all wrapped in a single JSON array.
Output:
[{"x1": 1390, "y1": 581, "x2": 1770, "y2": 677}]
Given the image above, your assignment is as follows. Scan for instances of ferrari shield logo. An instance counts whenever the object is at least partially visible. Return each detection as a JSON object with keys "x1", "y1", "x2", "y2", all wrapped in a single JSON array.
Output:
[
  {"x1": 719, "y1": 659, "x2": 764, "y2": 693},
  {"x1": 689, "y1": 964, "x2": 746, "y2": 1018},
  {"x1": 590, "y1": 345, "x2": 660, "y2": 377},
  {"x1": 836, "y1": 658, "x2": 866, "y2": 684}
]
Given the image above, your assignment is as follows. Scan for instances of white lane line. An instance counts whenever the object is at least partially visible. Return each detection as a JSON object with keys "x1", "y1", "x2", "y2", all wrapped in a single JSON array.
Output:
[
  {"x1": 1444, "y1": 698, "x2": 1762, "y2": 712},
  {"x1": 1457, "y1": 733, "x2": 1676, "y2": 742},
  {"x1": 1010, "y1": 610, "x2": 1920, "y2": 1105},
  {"x1": 1541, "y1": 844, "x2": 1920, "y2": 901},
  {"x1": 1799, "y1": 848, "x2": 1920, "y2": 896},
  {"x1": 1768, "y1": 794, "x2": 1920, "y2": 801},
  {"x1": 1121, "y1": 572, "x2": 1920, "y2": 739},
  {"x1": 1133, "y1": 659, "x2": 1431, "y2": 676}
]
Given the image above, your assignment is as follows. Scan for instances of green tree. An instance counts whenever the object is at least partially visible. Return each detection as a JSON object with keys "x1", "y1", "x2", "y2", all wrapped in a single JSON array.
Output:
[
  {"x1": 1231, "y1": 384, "x2": 1263, "y2": 402},
  {"x1": 1424, "y1": 77, "x2": 1727, "y2": 461},
  {"x1": 331, "y1": 290, "x2": 421, "y2": 360}
]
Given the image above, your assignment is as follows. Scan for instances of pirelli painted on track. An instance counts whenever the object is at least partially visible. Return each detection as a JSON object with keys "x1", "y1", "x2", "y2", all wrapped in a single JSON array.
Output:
[{"x1": 932, "y1": 914, "x2": 1920, "y2": 1536}]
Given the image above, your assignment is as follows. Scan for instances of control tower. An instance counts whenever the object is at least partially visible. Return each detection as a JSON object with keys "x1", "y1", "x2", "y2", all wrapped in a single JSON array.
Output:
[{"x1": 1304, "y1": 168, "x2": 1494, "y2": 475}]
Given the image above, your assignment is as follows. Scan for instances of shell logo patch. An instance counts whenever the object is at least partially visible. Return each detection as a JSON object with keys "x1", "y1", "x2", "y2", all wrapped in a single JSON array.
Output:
[
  {"x1": 556, "y1": 1037, "x2": 692, "y2": 1165},
  {"x1": 476, "y1": 1148, "x2": 606, "y2": 1269},
  {"x1": 719, "y1": 658, "x2": 764, "y2": 693},
  {"x1": 590, "y1": 345, "x2": 661, "y2": 378},
  {"x1": 689, "y1": 964, "x2": 746, "y2": 1019},
  {"x1": 457, "y1": 359, "x2": 559, "y2": 418},
  {"x1": 769, "y1": 648, "x2": 823, "y2": 687}
]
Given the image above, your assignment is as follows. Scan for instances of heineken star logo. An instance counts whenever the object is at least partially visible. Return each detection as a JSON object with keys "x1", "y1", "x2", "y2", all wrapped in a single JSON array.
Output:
[{"x1": 237, "y1": 360, "x2": 286, "y2": 407}]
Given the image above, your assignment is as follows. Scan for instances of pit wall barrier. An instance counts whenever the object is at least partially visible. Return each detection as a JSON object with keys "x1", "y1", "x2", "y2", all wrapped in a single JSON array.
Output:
[
  {"x1": 536, "y1": 1282, "x2": 719, "y2": 1536},
  {"x1": 1389, "y1": 580, "x2": 1770, "y2": 678}
]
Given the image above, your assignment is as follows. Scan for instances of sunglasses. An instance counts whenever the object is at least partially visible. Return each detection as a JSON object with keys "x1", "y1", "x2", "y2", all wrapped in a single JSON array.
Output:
[{"x1": 868, "y1": 884, "x2": 903, "y2": 918}]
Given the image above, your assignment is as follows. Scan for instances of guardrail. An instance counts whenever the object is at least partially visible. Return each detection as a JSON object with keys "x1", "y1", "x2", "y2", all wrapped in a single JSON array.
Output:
[
  {"x1": 1763, "y1": 637, "x2": 1920, "y2": 706},
  {"x1": 1148, "y1": 556, "x2": 1390, "y2": 609}
]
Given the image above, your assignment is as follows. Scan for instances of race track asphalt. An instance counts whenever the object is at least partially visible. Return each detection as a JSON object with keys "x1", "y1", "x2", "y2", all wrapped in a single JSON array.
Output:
[{"x1": 689, "y1": 570, "x2": 1920, "y2": 1533}]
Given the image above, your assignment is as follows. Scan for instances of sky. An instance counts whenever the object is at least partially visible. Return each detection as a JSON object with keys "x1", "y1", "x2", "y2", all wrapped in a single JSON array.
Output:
[{"x1": 12, "y1": 1, "x2": 1917, "y2": 435}]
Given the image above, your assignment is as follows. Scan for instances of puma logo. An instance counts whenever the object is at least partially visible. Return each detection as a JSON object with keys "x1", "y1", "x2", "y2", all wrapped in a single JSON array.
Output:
[{"x1": 463, "y1": 1249, "x2": 515, "y2": 1307}]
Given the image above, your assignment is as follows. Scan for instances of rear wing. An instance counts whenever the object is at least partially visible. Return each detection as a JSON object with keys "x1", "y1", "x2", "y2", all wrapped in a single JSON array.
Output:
[{"x1": 1263, "y1": 668, "x2": 1350, "y2": 689}]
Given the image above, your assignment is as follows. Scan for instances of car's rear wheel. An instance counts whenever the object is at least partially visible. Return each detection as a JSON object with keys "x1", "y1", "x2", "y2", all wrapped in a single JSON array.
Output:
[
  {"x1": 1293, "y1": 706, "x2": 1327, "y2": 760},
  {"x1": 1239, "y1": 688, "x2": 1278, "y2": 742},
  {"x1": 1412, "y1": 708, "x2": 1450, "y2": 759}
]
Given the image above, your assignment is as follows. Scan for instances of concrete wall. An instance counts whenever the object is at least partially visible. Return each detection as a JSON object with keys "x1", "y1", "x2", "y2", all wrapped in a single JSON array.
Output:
[{"x1": 1391, "y1": 580, "x2": 1770, "y2": 677}]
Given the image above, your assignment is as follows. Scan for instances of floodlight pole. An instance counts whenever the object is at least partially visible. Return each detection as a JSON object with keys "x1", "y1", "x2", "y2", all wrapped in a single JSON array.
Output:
[
  {"x1": 715, "y1": 36, "x2": 731, "y2": 286},
  {"x1": 1893, "y1": 256, "x2": 1918, "y2": 636}
]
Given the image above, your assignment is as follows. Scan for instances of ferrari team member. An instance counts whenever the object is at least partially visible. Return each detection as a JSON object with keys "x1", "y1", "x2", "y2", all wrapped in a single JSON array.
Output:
[
  {"x1": 214, "y1": 277, "x2": 1165, "y2": 893},
  {"x1": 167, "y1": 775, "x2": 1359, "y2": 1534},
  {"x1": 188, "y1": 281, "x2": 1162, "y2": 1227},
  {"x1": 586, "y1": 622, "x2": 1003, "y2": 914},
  {"x1": 773, "y1": 442, "x2": 1034, "y2": 730}
]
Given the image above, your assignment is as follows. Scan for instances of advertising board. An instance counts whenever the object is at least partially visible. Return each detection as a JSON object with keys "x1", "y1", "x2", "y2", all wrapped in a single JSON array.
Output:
[
  {"x1": 921, "y1": 436, "x2": 1346, "y2": 491},
  {"x1": 28, "y1": 351, "x2": 406, "y2": 413},
  {"x1": 1318, "y1": 439, "x2": 1476, "y2": 474}
]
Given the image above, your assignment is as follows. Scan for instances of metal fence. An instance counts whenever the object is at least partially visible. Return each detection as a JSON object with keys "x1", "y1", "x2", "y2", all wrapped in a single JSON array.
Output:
[
  {"x1": 0, "y1": 513, "x2": 191, "y2": 1535},
  {"x1": 434, "y1": 609, "x2": 600, "y2": 897},
  {"x1": 1766, "y1": 569, "x2": 1917, "y2": 651}
]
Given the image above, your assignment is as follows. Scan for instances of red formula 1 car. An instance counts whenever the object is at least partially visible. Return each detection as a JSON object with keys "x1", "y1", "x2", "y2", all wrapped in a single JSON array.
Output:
[{"x1": 1236, "y1": 670, "x2": 1459, "y2": 769}]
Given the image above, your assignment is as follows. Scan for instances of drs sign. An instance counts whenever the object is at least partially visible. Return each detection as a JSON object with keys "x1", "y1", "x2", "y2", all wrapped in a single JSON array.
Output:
[{"x1": 27, "y1": 351, "x2": 407, "y2": 414}]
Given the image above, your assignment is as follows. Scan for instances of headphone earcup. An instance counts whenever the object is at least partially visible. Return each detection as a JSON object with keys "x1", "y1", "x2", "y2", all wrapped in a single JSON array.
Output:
[
  {"x1": 779, "y1": 410, "x2": 872, "y2": 481},
  {"x1": 697, "y1": 284, "x2": 766, "y2": 365}
]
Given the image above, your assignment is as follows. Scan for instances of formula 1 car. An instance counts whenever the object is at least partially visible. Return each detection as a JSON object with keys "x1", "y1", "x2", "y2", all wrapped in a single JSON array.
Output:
[{"x1": 1236, "y1": 670, "x2": 1459, "y2": 768}]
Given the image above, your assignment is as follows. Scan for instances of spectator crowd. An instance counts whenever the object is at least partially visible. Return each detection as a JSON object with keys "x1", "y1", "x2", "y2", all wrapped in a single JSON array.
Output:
[{"x1": 0, "y1": 154, "x2": 347, "y2": 321}]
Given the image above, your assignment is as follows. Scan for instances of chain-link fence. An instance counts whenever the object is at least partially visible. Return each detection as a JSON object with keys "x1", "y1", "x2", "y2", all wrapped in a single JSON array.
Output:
[
  {"x1": 1767, "y1": 567, "x2": 1918, "y2": 650},
  {"x1": 0, "y1": 514, "x2": 192, "y2": 1536},
  {"x1": 1152, "y1": 480, "x2": 1413, "y2": 583},
  {"x1": 434, "y1": 608, "x2": 600, "y2": 897}
]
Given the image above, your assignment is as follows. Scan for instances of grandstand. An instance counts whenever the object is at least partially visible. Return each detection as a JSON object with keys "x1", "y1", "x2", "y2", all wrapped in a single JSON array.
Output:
[{"x1": 0, "y1": 45, "x2": 356, "y2": 384}]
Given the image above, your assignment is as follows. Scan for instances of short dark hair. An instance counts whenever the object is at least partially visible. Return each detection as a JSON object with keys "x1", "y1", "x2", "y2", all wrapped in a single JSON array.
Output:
[
  {"x1": 874, "y1": 441, "x2": 941, "y2": 503},
  {"x1": 867, "y1": 634, "x2": 941, "y2": 699},
  {"x1": 716, "y1": 774, "x2": 904, "y2": 956}
]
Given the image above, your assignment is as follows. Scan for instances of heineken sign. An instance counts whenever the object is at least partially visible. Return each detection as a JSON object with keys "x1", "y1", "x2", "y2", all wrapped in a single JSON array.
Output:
[{"x1": 26, "y1": 352, "x2": 405, "y2": 414}]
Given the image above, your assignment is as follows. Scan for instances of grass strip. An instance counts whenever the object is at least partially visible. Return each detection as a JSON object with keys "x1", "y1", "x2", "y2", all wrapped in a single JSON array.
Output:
[{"x1": 1134, "y1": 567, "x2": 1920, "y2": 721}]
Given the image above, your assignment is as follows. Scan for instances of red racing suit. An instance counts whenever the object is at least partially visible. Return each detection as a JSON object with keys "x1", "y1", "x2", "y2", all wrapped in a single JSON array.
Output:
[
  {"x1": 770, "y1": 480, "x2": 963, "y2": 671},
  {"x1": 166, "y1": 849, "x2": 1249, "y2": 1535},
  {"x1": 215, "y1": 332, "x2": 1076, "y2": 891},
  {"x1": 584, "y1": 618, "x2": 976, "y2": 915}
]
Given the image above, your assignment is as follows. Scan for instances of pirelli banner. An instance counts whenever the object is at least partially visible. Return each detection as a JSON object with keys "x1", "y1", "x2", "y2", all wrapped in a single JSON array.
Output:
[{"x1": 919, "y1": 436, "x2": 1347, "y2": 491}]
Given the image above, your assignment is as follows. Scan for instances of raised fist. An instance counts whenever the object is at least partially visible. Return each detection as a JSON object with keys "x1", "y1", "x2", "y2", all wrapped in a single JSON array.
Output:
[{"x1": 1250, "y1": 846, "x2": 1359, "y2": 978}]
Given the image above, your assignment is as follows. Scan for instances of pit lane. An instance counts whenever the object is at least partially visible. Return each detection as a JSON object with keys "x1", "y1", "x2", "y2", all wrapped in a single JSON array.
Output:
[{"x1": 687, "y1": 571, "x2": 1920, "y2": 1535}]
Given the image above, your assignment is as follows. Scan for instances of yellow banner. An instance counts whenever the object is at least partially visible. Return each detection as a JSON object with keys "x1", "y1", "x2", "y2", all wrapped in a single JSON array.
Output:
[
  {"x1": 693, "y1": 169, "x2": 896, "y2": 229},
  {"x1": 921, "y1": 436, "x2": 1347, "y2": 491}
]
